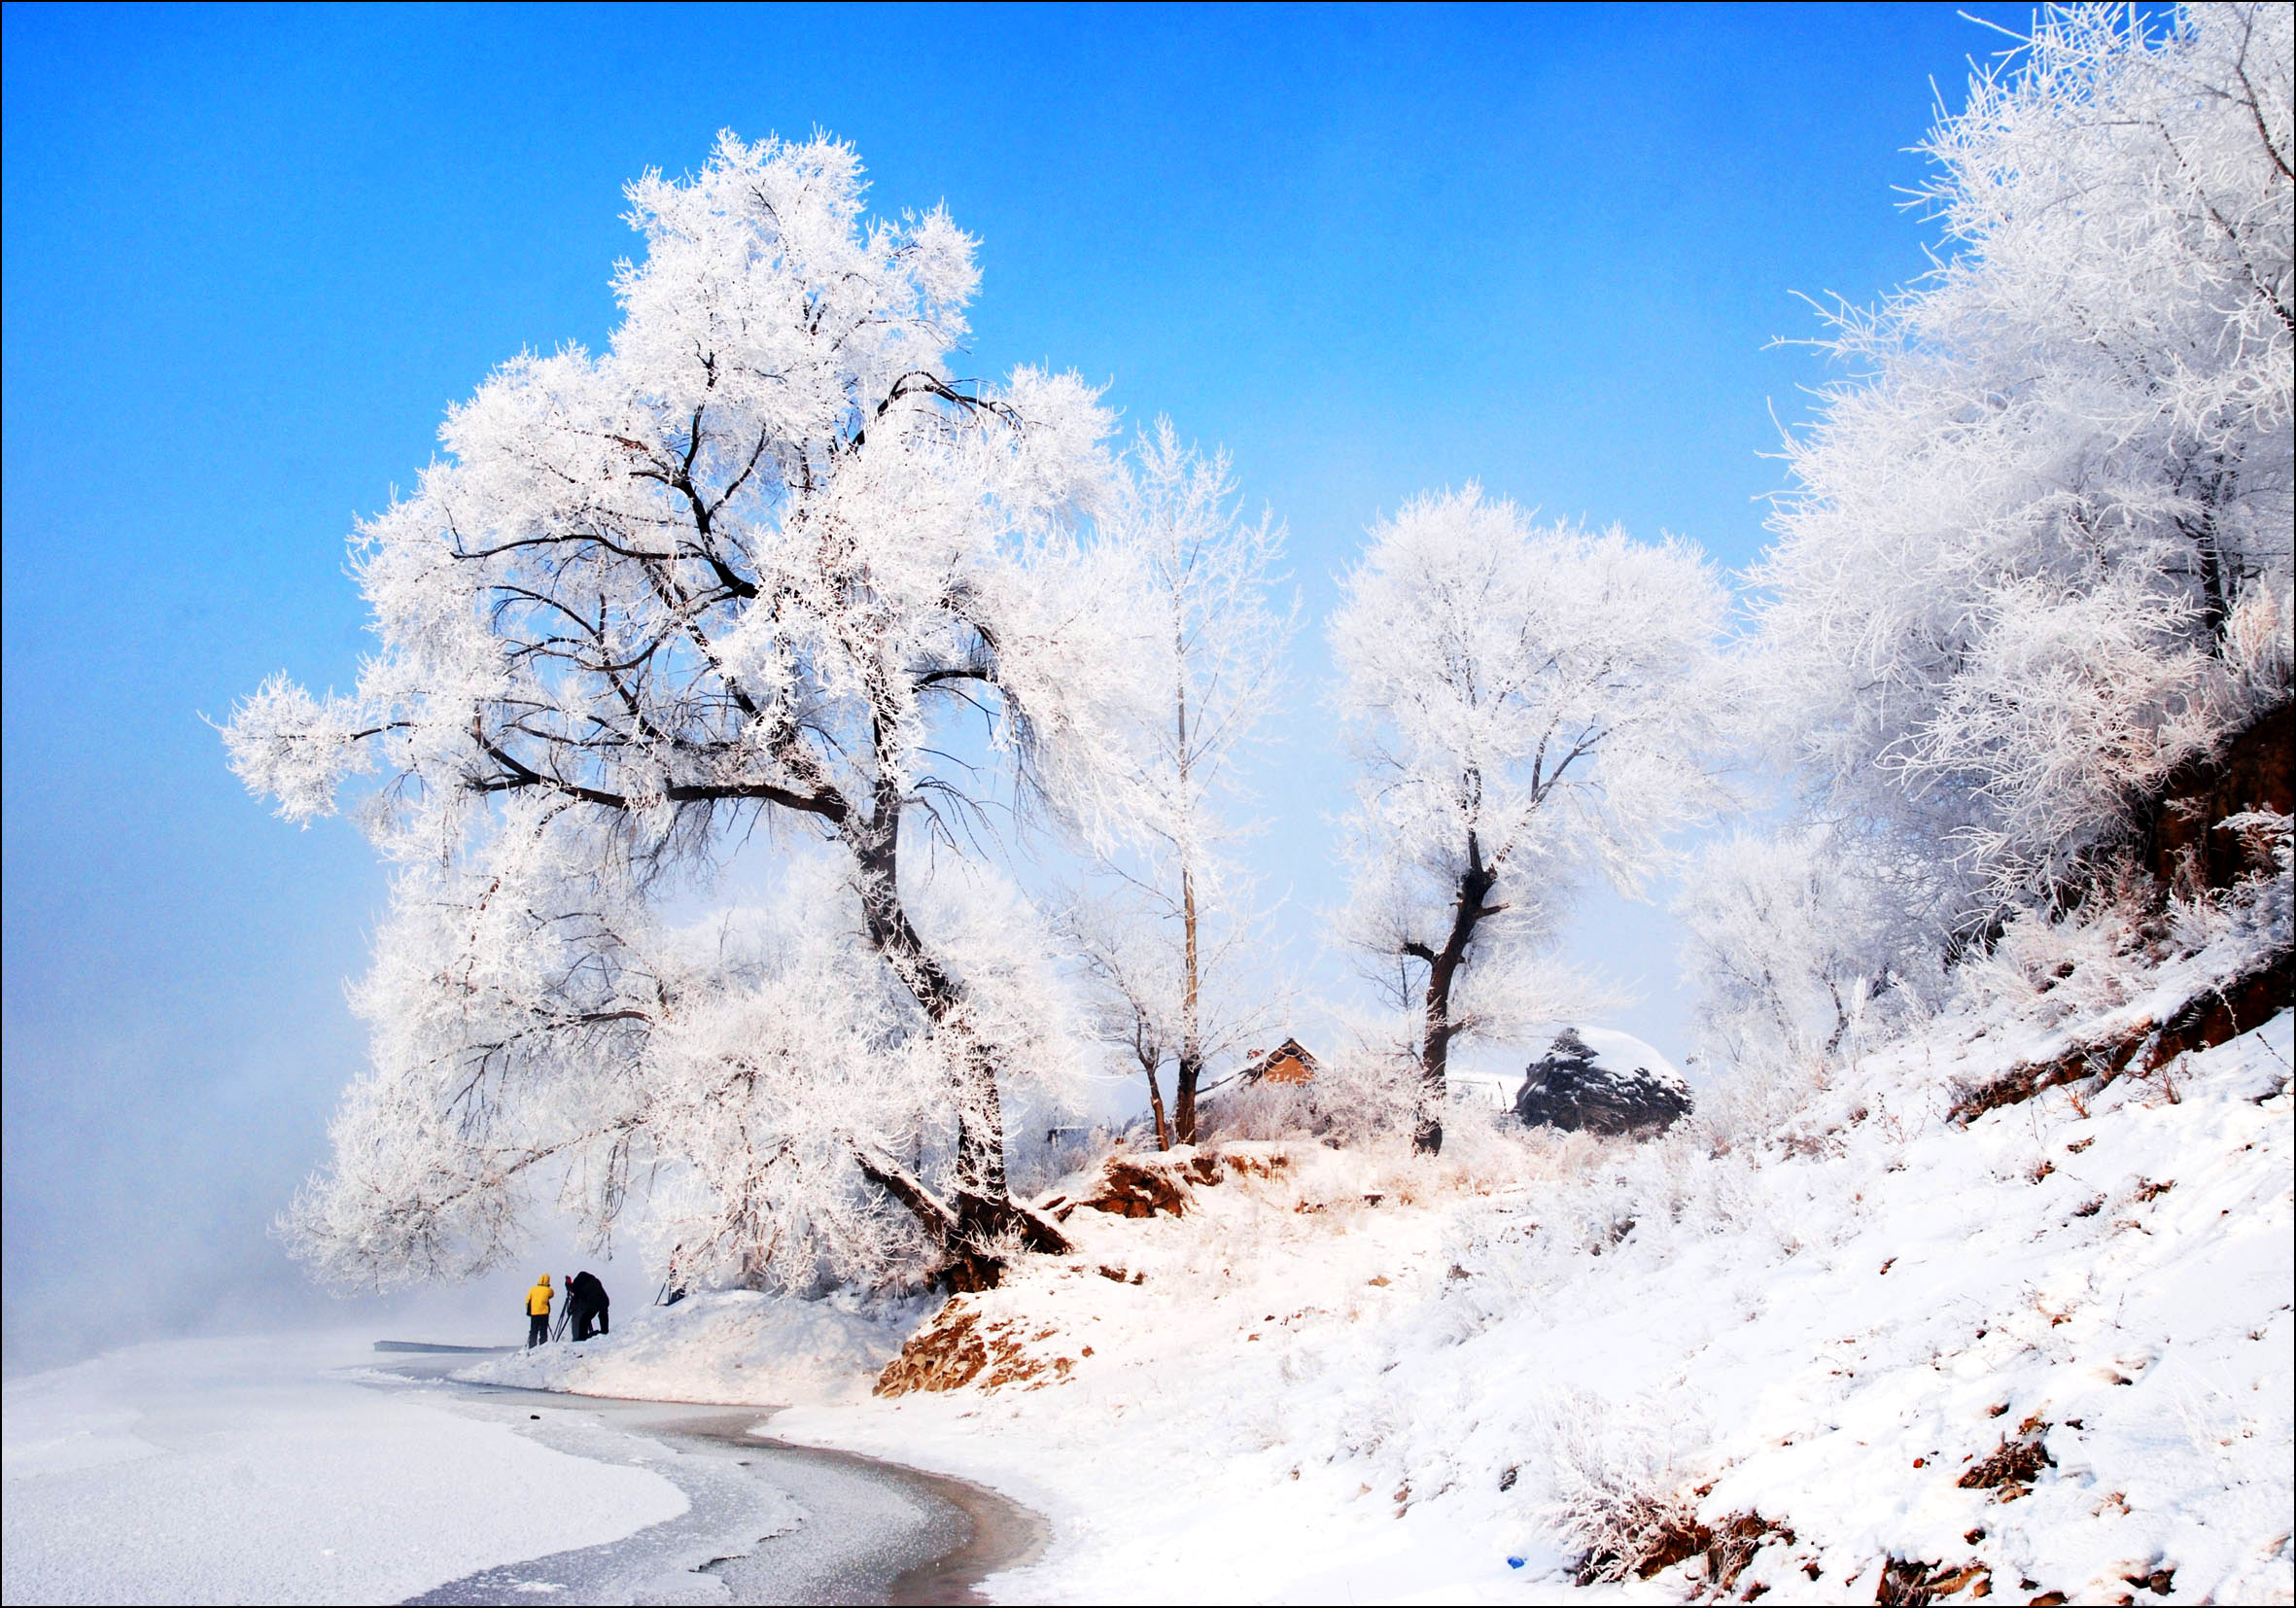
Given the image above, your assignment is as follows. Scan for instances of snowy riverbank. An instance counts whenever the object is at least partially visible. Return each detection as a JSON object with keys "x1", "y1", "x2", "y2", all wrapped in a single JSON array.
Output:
[
  {"x1": 11, "y1": 929, "x2": 2286, "y2": 1605},
  {"x1": 1, "y1": 1331, "x2": 1047, "y2": 1605},
  {"x1": 745, "y1": 914, "x2": 2294, "y2": 1606}
]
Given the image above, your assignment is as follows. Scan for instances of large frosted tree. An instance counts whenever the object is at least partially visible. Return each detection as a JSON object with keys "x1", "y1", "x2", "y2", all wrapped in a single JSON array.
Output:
[
  {"x1": 1674, "y1": 825, "x2": 1946, "y2": 1081},
  {"x1": 1757, "y1": 1, "x2": 2293, "y2": 927},
  {"x1": 1332, "y1": 489, "x2": 1728, "y2": 1151},
  {"x1": 227, "y1": 133, "x2": 1155, "y2": 1290}
]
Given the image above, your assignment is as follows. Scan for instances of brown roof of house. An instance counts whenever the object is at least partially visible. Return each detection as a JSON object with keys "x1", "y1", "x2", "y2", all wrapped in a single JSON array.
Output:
[{"x1": 1242, "y1": 1037, "x2": 1319, "y2": 1085}]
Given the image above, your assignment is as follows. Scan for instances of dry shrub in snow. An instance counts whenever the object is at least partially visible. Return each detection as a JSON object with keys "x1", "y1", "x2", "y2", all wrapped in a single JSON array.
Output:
[
  {"x1": 1190, "y1": 1033, "x2": 1423, "y2": 1146},
  {"x1": 1298, "y1": 1040, "x2": 1426, "y2": 1148},
  {"x1": 1532, "y1": 1388, "x2": 1713, "y2": 1585},
  {"x1": 1955, "y1": 850, "x2": 2292, "y2": 1056},
  {"x1": 1954, "y1": 882, "x2": 2162, "y2": 1030},
  {"x1": 1192, "y1": 1073, "x2": 1320, "y2": 1145}
]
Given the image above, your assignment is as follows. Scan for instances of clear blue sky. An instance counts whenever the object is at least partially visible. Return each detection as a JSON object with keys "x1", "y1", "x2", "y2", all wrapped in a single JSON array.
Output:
[{"x1": 3, "y1": 0, "x2": 2029, "y2": 1367}]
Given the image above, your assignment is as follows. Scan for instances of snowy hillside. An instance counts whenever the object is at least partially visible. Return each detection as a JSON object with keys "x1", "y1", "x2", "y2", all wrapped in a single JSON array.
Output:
[{"x1": 737, "y1": 902, "x2": 2295, "y2": 1605}]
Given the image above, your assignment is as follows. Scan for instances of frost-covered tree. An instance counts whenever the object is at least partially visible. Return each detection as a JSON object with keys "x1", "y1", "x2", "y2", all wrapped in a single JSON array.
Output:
[
  {"x1": 1333, "y1": 489, "x2": 1728, "y2": 1151},
  {"x1": 1674, "y1": 827, "x2": 1944, "y2": 1080},
  {"x1": 1065, "y1": 420, "x2": 1294, "y2": 1147},
  {"x1": 1757, "y1": 1, "x2": 2294, "y2": 925},
  {"x1": 227, "y1": 133, "x2": 1155, "y2": 1288}
]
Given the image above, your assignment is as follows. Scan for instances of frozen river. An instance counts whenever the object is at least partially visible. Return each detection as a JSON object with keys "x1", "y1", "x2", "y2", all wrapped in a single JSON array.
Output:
[
  {"x1": 400, "y1": 1366, "x2": 1048, "y2": 1605},
  {"x1": 2, "y1": 1332, "x2": 1043, "y2": 1606}
]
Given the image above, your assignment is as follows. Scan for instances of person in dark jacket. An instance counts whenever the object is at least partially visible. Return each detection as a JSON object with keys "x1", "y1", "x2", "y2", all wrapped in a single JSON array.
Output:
[{"x1": 568, "y1": 1271, "x2": 610, "y2": 1342}]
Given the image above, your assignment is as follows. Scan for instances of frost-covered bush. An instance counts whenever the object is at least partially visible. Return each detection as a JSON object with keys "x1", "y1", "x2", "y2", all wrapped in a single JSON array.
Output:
[
  {"x1": 1301, "y1": 1040, "x2": 1428, "y2": 1147},
  {"x1": 1531, "y1": 1388, "x2": 1711, "y2": 1585},
  {"x1": 2217, "y1": 808, "x2": 2294, "y2": 888},
  {"x1": 1676, "y1": 825, "x2": 1942, "y2": 1083},
  {"x1": 1191, "y1": 1066, "x2": 1391, "y2": 1148},
  {"x1": 1193, "y1": 1076, "x2": 1320, "y2": 1144}
]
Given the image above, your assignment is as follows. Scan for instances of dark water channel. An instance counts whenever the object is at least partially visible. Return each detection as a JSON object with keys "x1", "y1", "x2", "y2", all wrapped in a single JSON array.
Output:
[{"x1": 365, "y1": 1353, "x2": 1046, "y2": 1606}]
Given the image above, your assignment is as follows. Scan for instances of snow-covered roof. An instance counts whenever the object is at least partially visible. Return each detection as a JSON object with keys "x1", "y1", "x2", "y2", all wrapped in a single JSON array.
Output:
[{"x1": 1545, "y1": 1025, "x2": 1687, "y2": 1092}]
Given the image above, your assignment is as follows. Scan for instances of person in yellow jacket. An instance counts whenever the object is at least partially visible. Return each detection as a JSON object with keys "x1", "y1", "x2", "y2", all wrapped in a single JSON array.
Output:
[{"x1": 525, "y1": 1275, "x2": 553, "y2": 1349}]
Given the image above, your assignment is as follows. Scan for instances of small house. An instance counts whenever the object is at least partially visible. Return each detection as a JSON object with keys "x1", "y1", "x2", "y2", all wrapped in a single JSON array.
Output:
[{"x1": 1239, "y1": 1037, "x2": 1319, "y2": 1086}]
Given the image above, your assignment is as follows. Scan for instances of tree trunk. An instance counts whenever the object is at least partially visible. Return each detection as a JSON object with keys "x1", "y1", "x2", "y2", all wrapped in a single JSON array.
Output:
[
  {"x1": 1173, "y1": 861, "x2": 1205, "y2": 1143},
  {"x1": 1414, "y1": 833, "x2": 1497, "y2": 1155},
  {"x1": 1173, "y1": 1044, "x2": 1204, "y2": 1148},
  {"x1": 852, "y1": 1145, "x2": 1071, "y2": 1291},
  {"x1": 1171, "y1": 670, "x2": 1207, "y2": 1147},
  {"x1": 2180, "y1": 456, "x2": 2235, "y2": 646},
  {"x1": 848, "y1": 771, "x2": 1029, "y2": 1258},
  {"x1": 1143, "y1": 1056, "x2": 1172, "y2": 1151}
]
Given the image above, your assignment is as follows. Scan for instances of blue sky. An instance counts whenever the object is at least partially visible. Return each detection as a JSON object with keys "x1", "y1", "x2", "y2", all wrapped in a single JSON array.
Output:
[{"x1": 3, "y1": 1, "x2": 2031, "y2": 1366}]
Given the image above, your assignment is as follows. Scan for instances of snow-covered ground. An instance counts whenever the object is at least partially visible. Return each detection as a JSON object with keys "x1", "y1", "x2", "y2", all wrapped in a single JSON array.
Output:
[
  {"x1": 748, "y1": 926, "x2": 2293, "y2": 1603},
  {"x1": 1, "y1": 1331, "x2": 686, "y2": 1605},
  {"x1": 11, "y1": 918, "x2": 2287, "y2": 1606}
]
